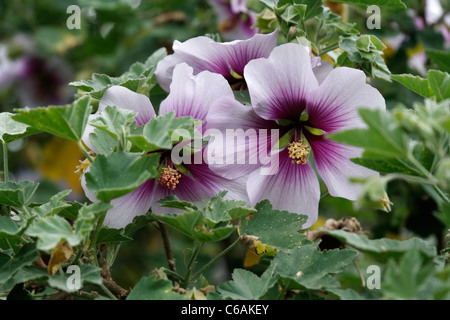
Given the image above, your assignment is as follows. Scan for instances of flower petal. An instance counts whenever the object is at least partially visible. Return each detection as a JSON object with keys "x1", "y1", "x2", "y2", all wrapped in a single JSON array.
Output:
[
  {"x1": 103, "y1": 180, "x2": 155, "y2": 229},
  {"x1": 81, "y1": 114, "x2": 100, "y2": 153},
  {"x1": 244, "y1": 43, "x2": 319, "y2": 121},
  {"x1": 155, "y1": 31, "x2": 278, "y2": 91},
  {"x1": 80, "y1": 170, "x2": 98, "y2": 203},
  {"x1": 246, "y1": 149, "x2": 320, "y2": 228},
  {"x1": 306, "y1": 67, "x2": 385, "y2": 133},
  {"x1": 220, "y1": 31, "x2": 277, "y2": 76},
  {"x1": 153, "y1": 54, "x2": 185, "y2": 92},
  {"x1": 151, "y1": 161, "x2": 248, "y2": 214},
  {"x1": 208, "y1": 0, "x2": 258, "y2": 41},
  {"x1": 159, "y1": 63, "x2": 234, "y2": 127},
  {"x1": 311, "y1": 57, "x2": 333, "y2": 85},
  {"x1": 309, "y1": 135, "x2": 377, "y2": 201},
  {"x1": 205, "y1": 96, "x2": 280, "y2": 179},
  {"x1": 99, "y1": 85, "x2": 156, "y2": 127}
]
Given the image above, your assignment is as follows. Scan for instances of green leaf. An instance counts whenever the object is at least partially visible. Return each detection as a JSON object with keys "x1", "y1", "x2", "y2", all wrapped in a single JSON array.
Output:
[
  {"x1": 338, "y1": 35, "x2": 391, "y2": 81},
  {"x1": 0, "y1": 216, "x2": 19, "y2": 239},
  {"x1": 204, "y1": 191, "x2": 255, "y2": 224},
  {"x1": 0, "y1": 181, "x2": 39, "y2": 207},
  {"x1": 84, "y1": 152, "x2": 159, "y2": 202},
  {"x1": 233, "y1": 90, "x2": 251, "y2": 106},
  {"x1": 74, "y1": 202, "x2": 112, "y2": 240},
  {"x1": 123, "y1": 212, "x2": 155, "y2": 235},
  {"x1": 154, "y1": 210, "x2": 236, "y2": 243},
  {"x1": 97, "y1": 227, "x2": 132, "y2": 243},
  {"x1": 31, "y1": 190, "x2": 72, "y2": 217},
  {"x1": 26, "y1": 216, "x2": 81, "y2": 251},
  {"x1": 0, "y1": 243, "x2": 39, "y2": 285},
  {"x1": 89, "y1": 105, "x2": 137, "y2": 141},
  {"x1": 127, "y1": 275, "x2": 186, "y2": 300},
  {"x1": 351, "y1": 157, "x2": 422, "y2": 177},
  {"x1": 383, "y1": 250, "x2": 440, "y2": 299},
  {"x1": 329, "y1": 108, "x2": 409, "y2": 159},
  {"x1": 426, "y1": 50, "x2": 450, "y2": 73},
  {"x1": 128, "y1": 112, "x2": 197, "y2": 152},
  {"x1": 47, "y1": 265, "x2": 103, "y2": 293},
  {"x1": 428, "y1": 70, "x2": 450, "y2": 102},
  {"x1": 260, "y1": 0, "x2": 276, "y2": 9},
  {"x1": 391, "y1": 74, "x2": 434, "y2": 99},
  {"x1": 89, "y1": 128, "x2": 117, "y2": 154},
  {"x1": 12, "y1": 96, "x2": 92, "y2": 142},
  {"x1": 356, "y1": 35, "x2": 386, "y2": 52},
  {"x1": 1, "y1": 264, "x2": 103, "y2": 293},
  {"x1": 156, "y1": 192, "x2": 251, "y2": 241},
  {"x1": 435, "y1": 201, "x2": 450, "y2": 228},
  {"x1": 0, "y1": 113, "x2": 40, "y2": 144},
  {"x1": 326, "y1": 288, "x2": 364, "y2": 300},
  {"x1": 273, "y1": 243, "x2": 357, "y2": 290},
  {"x1": 57, "y1": 202, "x2": 83, "y2": 221},
  {"x1": 328, "y1": 0, "x2": 406, "y2": 8},
  {"x1": 157, "y1": 195, "x2": 199, "y2": 212},
  {"x1": 239, "y1": 200, "x2": 308, "y2": 251},
  {"x1": 70, "y1": 48, "x2": 167, "y2": 99},
  {"x1": 392, "y1": 71, "x2": 450, "y2": 102},
  {"x1": 277, "y1": 0, "x2": 323, "y2": 20},
  {"x1": 321, "y1": 229, "x2": 437, "y2": 262},
  {"x1": 217, "y1": 263, "x2": 278, "y2": 300}
]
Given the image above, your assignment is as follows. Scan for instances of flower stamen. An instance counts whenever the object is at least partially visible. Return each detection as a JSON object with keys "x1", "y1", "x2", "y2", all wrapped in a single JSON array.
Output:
[
  {"x1": 74, "y1": 152, "x2": 95, "y2": 175},
  {"x1": 158, "y1": 167, "x2": 182, "y2": 190},
  {"x1": 287, "y1": 141, "x2": 310, "y2": 165}
]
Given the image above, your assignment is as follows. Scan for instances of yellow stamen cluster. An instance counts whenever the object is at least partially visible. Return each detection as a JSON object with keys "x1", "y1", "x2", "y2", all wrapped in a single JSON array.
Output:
[
  {"x1": 287, "y1": 141, "x2": 310, "y2": 165},
  {"x1": 74, "y1": 153, "x2": 95, "y2": 175},
  {"x1": 158, "y1": 167, "x2": 182, "y2": 190}
]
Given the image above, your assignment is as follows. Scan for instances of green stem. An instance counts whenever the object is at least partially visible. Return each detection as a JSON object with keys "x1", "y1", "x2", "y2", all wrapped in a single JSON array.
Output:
[
  {"x1": 99, "y1": 283, "x2": 118, "y2": 300},
  {"x1": 181, "y1": 242, "x2": 203, "y2": 289},
  {"x1": 72, "y1": 246, "x2": 84, "y2": 266},
  {"x1": 21, "y1": 205, "x2": 31, "y2": 218},
  {"x1": 162, "y1": 268, "x2": 184, "y2": 282},
  {"x1": 88, "y1": 213, "x2": 106, "y2": 251},
  {"x1": 190, "y1": 236, "x2": 241, "y2": 282},
  {"x1": 319, "y1": 42, "x2": 339, "y2": 56},
  {"x1": 407, "y1": 154, "x2": 449, "y2": 203},
  {"x1": 432, "y1": 184, "x2": 450, "y2": 203},
  {"x1": 320, "y1": 191, "x2": 329, "y2": 200},
  {"x1": 77, "y1": 140, "x2": 94, "y2": 163},
  {"x1": 158, "y1": 221, "x2": 176, "y2": 272},
  {"x1": 2, "y1": 142, "x2": 8, "y2": 182}
]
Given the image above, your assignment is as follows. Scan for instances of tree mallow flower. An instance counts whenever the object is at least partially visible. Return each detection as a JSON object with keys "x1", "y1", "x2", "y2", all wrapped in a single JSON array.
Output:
[
  {"x1": 208, "y1": 0, "x2": 258, "y2": 41},
  {"x1": 154, "y1": 30, "x2": 278, "y2": 92},
  {"x1": 80, "y1": 63, "x2": 246, "y2": 228},
  {"x1": 206, "y1": 43, "x2": 386, "y2": 228}
]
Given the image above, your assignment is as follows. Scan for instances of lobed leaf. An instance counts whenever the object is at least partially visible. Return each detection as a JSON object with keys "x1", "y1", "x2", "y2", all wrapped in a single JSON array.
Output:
[
  {"x1": 12, "y1": 96, "x2": 92, "y2": 142},
  {"x1": 0, "y1": 113, "x2": 40, "y2": 144},
  {"x1": 0, "y1": 181, "x2": 39, "y2": 207},
  {"x1": 321, "y1": 229, "x2": 437, "y2": 261},
  {"x1": 84, "y1": 152, "x2": 159, "y2": 202}
]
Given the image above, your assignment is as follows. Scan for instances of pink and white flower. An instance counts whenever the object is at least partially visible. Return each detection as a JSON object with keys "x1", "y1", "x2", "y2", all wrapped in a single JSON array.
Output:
[
  {"x1": 155, "y1": 30, "x2": 278, "y2": 92},
  {"x1": 81, "y1": 63, "x2": 247, "y2": 228},
  {"x1": 207, "y1": 44, "x2": 386, "y2": 228}
]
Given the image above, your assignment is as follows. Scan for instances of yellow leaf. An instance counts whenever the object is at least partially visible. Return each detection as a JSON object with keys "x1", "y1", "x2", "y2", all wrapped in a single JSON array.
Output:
[
  {"x1": 48, "y1": 241, "x2": 73, "y2": 276},
  {"x1": 243, "y1": 249, "x2": 260, "y2": 268},
  {"x1": 253, "y1": 240, "x2": 277, "y2": 256},
  {"x1": 185, "y1": 288, "x2": 207, "y2": 300}
]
